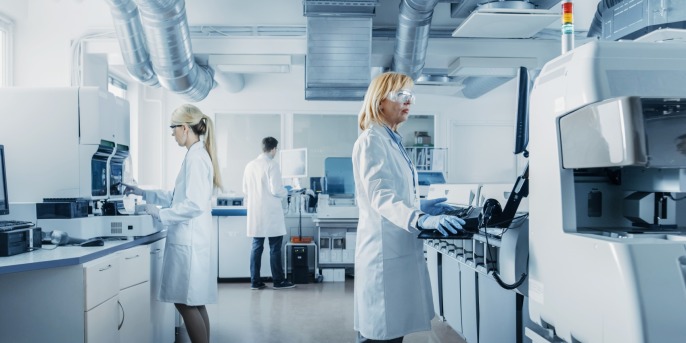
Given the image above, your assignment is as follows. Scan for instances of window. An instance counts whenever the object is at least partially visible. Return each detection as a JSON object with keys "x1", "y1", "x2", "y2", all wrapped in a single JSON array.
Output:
[
  {"x1": 0, "y1": 14, "x2": 13, "y2": 87},
  {"x1": 293, "y1": 114, "x2": 358, "y2": 186},
  {"x1": 108, "y1": 76, "x2": 127, "y2": 99},
  {"x1": 215, "y1": 113, "x2": 281, "y2": 195}
]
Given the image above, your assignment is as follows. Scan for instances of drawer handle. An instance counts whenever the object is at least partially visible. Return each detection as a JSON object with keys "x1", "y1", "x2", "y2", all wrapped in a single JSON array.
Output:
[
  {"x1": 124, "y1": 254, "x2": 140, "y2": 260},
  {"x1": 118, "y1": 300, "x2": 125, "y2": 330},
  {"x1": 150, "y1": 248, "x2": 162, "y2": 255},
  {"x1": 99, "y1": 264, "x2": 112, "y2": 272}
]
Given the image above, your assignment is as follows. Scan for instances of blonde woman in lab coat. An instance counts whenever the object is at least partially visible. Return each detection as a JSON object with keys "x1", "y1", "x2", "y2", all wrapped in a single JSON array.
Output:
[
  {"x1": 353, "y1": 72, "x2": 465, "y2": 342},
  {"x1": 124, "y1": 104, "x2": 221, "y2": 343}
]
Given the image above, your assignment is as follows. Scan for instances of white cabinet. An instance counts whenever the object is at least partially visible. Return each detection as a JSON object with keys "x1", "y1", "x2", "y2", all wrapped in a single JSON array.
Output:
[
  {"x1": 85, "y1": 295, "x2": 120, "y2": 343},
  {"x1": 150, "y1": 238, "x2": 176, "y2": 343},
  {"x1": 117, "y1": 244, "x2": 151, "y2": 343},
  {"x1": 83, "y1": 253, "x2": 121, "y2": 343},
  {"x1": 217, "y1": 215, "x2": 271, "y2": 278},
  {"x1": 0, "y1": 243, "x2": 159, "y2": 343}
]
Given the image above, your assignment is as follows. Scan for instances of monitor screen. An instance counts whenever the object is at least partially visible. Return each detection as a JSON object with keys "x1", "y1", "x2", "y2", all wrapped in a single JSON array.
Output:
[
  {"x1": 324, "y1": 157, "x2": 354, "y2": 196},
  {"x1": 514, "y1": 66, "x2": 530, "y2": 156},
  {"x1": 280, "y1": 148, "x2": 308, "y2": 179},
  {"x1": 417, "y1": 171, "x2": 446, "y2": 186},
  {"x1": 0, "y1": 145, "x2": 9, "y2": 215}
]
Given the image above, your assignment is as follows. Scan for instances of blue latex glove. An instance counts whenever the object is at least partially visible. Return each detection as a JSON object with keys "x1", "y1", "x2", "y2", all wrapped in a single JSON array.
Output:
[
  {"x1": 284, "y1": 185, "x2": 293, "y2": 193},
  {"x1": 420, "y1": 197, "x2": 455, "y2": 215},
  {"x1": 145, "y1": 204, "x2": 160, "y2": 221},
  {"x1": 121, "y1": 182, "x2": 143, "y2": 196},
  {"x1": 418, "y1": 214, "x2": 465, "y2": 236}
]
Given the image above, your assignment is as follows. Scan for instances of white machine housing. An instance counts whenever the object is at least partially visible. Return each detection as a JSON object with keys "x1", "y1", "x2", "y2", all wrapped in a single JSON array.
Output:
[
  {"x1": 316, "y1": 194, "x2": 358, "y2": 219},
  {"x1": 38, "y1": 215, "x2": 162, "y2": 239},
  {"x1": 0, "y1": 87, "x2": 160, "y2": 239},
  {"x1": 0, "y1": 87, "x2": 129, "y2": 202},
  {"x1": 528, "y1": 41, "x2": 686, "y2": 342}
]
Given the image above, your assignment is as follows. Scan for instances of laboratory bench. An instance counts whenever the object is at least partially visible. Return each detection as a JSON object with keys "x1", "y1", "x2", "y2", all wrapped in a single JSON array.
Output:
[
  {"x1": 213, "y1": 206, "x2": 351, "y2": 282},
  {"x1": 213, "y1": 206, "x2": 319, "y2": 280},
  {"x1": 0, "y1": 230, "x2": 165, "y2": 275},
  {"x1": 0, "y1": 230, "x2": 175, "y2": 343}
]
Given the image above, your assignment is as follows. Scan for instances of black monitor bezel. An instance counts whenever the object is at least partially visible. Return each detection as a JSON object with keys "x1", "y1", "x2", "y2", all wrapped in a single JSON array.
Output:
[
  {"x1": 0, "y1": 145, "x2": 9, "y2": 215},
  {"x1": 514, "y1": 66, "x2": 530, "y2": 156}
]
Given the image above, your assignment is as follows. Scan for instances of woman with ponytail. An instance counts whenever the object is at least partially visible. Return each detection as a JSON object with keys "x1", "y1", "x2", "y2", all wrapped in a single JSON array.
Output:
[{"x1": 124, "y1": 104, "x2": 222, "y2": 343}]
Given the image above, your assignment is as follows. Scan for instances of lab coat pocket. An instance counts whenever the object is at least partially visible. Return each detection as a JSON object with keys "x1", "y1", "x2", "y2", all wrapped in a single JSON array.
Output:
[
  {"x1": 382, "y1": 223, "x2": 415, "y2": 259},
  {"x1": 167, "y1": 221, "x2": 192, "y2": 246}
]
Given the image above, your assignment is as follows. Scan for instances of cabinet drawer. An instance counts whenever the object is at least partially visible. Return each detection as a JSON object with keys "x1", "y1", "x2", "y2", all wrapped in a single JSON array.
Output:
[
  {"x1": 85, "y1": 295, "x2": 120, "y2": 343},
  {"x1": 83, "y1": 254, "x2": 120, "y2": 311},
  {"x1": 118, "y1": 244, "x2": 151, "y2": 289}
]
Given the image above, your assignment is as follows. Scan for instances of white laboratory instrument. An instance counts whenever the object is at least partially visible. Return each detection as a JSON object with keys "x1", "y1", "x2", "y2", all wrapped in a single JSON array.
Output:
[
  {"x1": 0, "y1": 87, "x2": 159, "y2": 239},
  {"x1": 316, "y1": 194, "x2": 358, "y2": 219},
  {"x1": 528, "y1": 40, "x2": 686, "y2": 342}
]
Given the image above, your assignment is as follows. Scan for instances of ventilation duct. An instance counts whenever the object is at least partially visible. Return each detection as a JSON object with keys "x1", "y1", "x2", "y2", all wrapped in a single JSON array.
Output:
[
  {"x1": 587, "y1": 0, "x2": 625, "y2": 38},
  {"x1": 134, "y1": 0, "x2": 214, "y2": 102},
  {"x1": 107, "y1": 0, "x2": 214, "y2": 101},
  {"x1": 104, "y1": 0, "x2": 159, "y2": 87},
  {"x1": 392, "y1": 0, "x2": 439, "y2": 80},
  {"x1": 591, "y1": 0, "x2": 686, "y2": 41},
  {"x1": 304, "y1": 0, "x2": 376, "y2": 100}
]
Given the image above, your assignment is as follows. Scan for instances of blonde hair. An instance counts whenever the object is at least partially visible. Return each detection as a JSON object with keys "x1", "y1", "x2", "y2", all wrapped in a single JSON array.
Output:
[
  {"x1": 358, "y1": 72, "x2": 414, "y2": 130},
  {"x1": 171, "y1": 104, "x2": 223, "y2": 191}
]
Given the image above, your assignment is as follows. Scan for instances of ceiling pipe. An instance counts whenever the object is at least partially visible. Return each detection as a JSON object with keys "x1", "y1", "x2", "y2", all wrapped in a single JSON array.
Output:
[
  {"x1": 392, "y1": 0, "x2": 439, "y2": 80},
  {"x1": 104, "y1": 0, "x2": 159, "y2": 87},
  {"x1": 133, "y1": 0, "x2": 214, "y2": 102},
  {"x1": 213, "y1": 72, "x2": 245, "y2": 93}
]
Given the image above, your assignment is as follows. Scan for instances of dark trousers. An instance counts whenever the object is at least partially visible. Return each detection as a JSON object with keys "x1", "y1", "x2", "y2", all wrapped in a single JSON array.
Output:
[
  {"x1": 250, "y1": 236, "x2": 285, "y2": 285},
  {"x1": 357, "y1": 332, "x2": 404, "y2": 343}
]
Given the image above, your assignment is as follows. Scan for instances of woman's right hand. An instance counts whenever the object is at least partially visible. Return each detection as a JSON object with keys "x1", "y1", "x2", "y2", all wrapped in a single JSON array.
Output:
[{"x1": 121, "y1": 183, "x2": 143, "y2": 196}]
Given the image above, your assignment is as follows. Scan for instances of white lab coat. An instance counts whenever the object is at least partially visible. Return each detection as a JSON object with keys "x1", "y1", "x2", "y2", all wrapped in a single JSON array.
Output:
[
  {"x1": 242, "y1": 153, "x2": 288, "y2": 237},
  {"x1": 143, "y1": 142, "x2": 217, "y2": 305},
  {"x1": 352, "y1": 123, "x2": 434, "y2": 340}
]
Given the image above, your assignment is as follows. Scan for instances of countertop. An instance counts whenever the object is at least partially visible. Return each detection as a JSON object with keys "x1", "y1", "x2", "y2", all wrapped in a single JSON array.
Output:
[{"x1": 0, "y1": 230, "x2": 166, "y2": 276}]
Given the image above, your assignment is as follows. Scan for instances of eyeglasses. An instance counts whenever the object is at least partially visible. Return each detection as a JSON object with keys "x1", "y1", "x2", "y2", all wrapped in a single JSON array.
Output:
[
  {"x1": 169, "y1": 124, "x2": 183, "y2": 130},
  {"x1": 387, "y1": 89, "x2": 415, "y2": 104}
]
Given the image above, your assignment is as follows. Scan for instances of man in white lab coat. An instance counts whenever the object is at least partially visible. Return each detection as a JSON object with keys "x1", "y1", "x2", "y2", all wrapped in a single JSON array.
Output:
[{"x1": 242, "y1": 137, "x2": 296, "y2": 290}]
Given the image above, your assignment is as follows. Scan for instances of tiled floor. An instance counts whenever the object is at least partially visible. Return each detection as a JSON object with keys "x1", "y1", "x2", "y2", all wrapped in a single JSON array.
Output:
[{"x1": 176, "y1": 278, "x2": 466, "y2": 343}]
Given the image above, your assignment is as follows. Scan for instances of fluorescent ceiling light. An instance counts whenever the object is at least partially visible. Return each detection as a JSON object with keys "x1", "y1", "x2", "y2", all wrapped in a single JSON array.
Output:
[
  {"x1": 448, "y1": 57, "x2": 537, "y2": 77},
  {"x1": 216, "y1": 64, "x2": 290, "y2": 73},
  {"x1": 209, "y1": 54, "x2": 292, "y2": 74}
]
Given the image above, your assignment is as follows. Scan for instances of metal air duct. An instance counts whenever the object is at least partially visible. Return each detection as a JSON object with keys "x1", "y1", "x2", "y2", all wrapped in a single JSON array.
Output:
[
  {"x1": 392, "y1": 0, "x2": 439, "y2": 80},
  {"x1": 133, "y1": 0, "x2": 214, "y2": 102},
  {"x1": 104, "y1": 0, "x2": 159, "y2": 87},
  {"x1": 587, "y1": 0, "x2": 625, "y2": 38},
  {"x1": 303, "y1": 0, "x2": 377, "y2": 101}
]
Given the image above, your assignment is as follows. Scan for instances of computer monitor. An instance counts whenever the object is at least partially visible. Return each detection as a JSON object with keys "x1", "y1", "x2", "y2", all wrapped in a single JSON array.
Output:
[
  {"x1": 417, "y1": 171, "x2": 446, "y2": 186},
  {"x1": 0, "y1": 145, "x2": 9, "y2": 215},
  {"x1": 323, "y1": 157, "x2": 354, "y2": 197},
  {"x1": 280, "y1": 148, "x2": 308, "y2": 188},
  {"x1": 514, "y1": 66, "x2": 530, "y2": 157}
]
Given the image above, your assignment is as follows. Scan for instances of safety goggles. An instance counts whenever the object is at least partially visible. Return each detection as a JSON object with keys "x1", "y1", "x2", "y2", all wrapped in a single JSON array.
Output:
[{"x1": 387, "y1": 89, "x2": 415, "y2": 104}]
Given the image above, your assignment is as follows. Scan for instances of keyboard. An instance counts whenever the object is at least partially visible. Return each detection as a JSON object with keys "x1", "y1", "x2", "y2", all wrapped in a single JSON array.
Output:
[{"x1": 0, "y1": 220, "x2": 35, "y2": 232}]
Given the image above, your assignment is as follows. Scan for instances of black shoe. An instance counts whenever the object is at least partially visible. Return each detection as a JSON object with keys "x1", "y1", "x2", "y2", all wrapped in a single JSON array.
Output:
[
  {"x1": 273, "y1": 280, "x2": 296, "y2": 289},
  {"x1": 250, "y1": 282, "x2": 266, "y2": 290}
]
